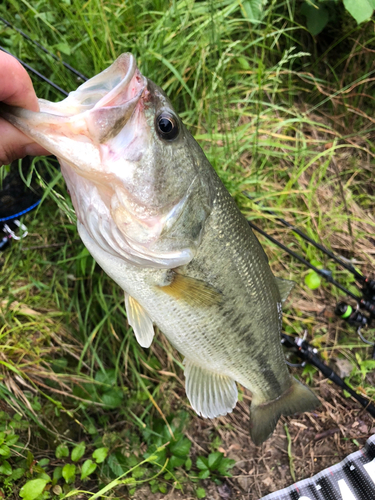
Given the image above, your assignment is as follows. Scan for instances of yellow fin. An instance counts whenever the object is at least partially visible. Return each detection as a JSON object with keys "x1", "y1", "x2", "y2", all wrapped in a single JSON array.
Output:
[{"x1": 158, "y1": 272, "x2": 222, "y2": 307}]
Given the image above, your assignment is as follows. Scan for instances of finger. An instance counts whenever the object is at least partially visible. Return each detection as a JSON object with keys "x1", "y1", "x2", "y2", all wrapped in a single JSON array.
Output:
[
  {"x1": 0, "y1": 119, "x2": 50, "y2": 166},
  {"x1": 0, "y1": 51, "x2": 39, "y2": 112}
]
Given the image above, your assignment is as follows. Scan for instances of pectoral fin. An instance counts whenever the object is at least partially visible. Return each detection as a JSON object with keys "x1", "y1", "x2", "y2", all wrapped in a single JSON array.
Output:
[
  {"x1": 124, "y1": 293, "x2": 154, "y2": 348},
  {"x1": 275, "y1": 277, "x2": 295, "y2": 304},
  {"x1": 184, "y1": 359, "x2": 238, "y2": 418},
  {"x1": 158, "y1": 272, "x2": 222, "y2": 307}
]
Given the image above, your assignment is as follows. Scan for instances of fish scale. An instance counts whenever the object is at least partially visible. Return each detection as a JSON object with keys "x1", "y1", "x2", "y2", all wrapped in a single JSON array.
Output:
[{"x1": 0, "y1": 52, "x2": 319, "y2": 444}]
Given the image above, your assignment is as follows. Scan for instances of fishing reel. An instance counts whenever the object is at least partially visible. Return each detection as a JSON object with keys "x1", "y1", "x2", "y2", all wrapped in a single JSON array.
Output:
[
  {"x1": 362, "y1": 277, "x2": 375, "y2": 302},
  {"x1": 335, "y1": 301, "x2": 375, "y2": 359}
]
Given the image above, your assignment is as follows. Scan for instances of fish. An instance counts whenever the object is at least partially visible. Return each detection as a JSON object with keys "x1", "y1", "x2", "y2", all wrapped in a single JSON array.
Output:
[{"x1": 0, "y1": 53, "x2": 319, "y2": 445}]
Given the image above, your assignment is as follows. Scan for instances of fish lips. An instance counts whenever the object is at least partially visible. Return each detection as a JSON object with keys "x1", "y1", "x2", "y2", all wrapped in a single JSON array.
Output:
[{"x1": 0, "y1": 53, "x2": 147, "y2": 175}]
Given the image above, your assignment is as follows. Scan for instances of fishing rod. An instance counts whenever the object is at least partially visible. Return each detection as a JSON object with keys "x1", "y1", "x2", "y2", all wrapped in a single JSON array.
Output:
[
  {"x1": 0, "y1": 46, "x2": 68, "y2": 97},
  {"x1": 247, "y1": 220, "x2": 375, "y2": 322},
  {"x1": 281, "y1": 332, "x2": 375, "y2": 418},
  {"x1": 243, "y1": 192, "x2": 364, "y2": 283},
  {"x1": 0, "y1": 16, "x2": 88, "y2": 81},
  {"x1": 245, "y1": 193, "x2": 375, "y2": 306},
  {"x1": 247, "y1": 219, "x2": 362, "y2": 302}
]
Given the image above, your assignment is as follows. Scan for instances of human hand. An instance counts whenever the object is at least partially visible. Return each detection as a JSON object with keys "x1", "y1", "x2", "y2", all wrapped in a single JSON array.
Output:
[{"x1": 0, "y1": 50, "x2": 50, "y2": 166}]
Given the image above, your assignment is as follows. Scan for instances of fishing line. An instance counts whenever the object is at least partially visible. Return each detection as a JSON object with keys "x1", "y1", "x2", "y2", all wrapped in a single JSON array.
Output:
[
  {"x1": 0, "y1": 46, "x2": 68, "y2": 97},
  {"x1": 0, "y1": 16, "x2": 88, "y2": 81}
]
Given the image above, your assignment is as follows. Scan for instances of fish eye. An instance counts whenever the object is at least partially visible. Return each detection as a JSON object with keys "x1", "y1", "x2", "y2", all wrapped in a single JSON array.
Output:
[{"x1": 156, "y1": 113, "x2": 179, "y2": 141}]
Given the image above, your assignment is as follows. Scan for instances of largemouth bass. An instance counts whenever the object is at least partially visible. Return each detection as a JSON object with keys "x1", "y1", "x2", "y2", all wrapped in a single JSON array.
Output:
[{"x1": 0, "y1": 53, "x2": 319, "y2": 444}]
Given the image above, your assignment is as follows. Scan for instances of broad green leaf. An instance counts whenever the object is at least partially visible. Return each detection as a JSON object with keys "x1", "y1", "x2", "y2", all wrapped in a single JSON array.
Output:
[
  {"x1": 101, "y1": 388, "x2": 123, "y2": 408},
  {"x1": 196, "y1": 456, "x2": 209, "y2": 470},
  {"x1": 53, "y1": 466, "x2": 63, "y2": 481},
  {"x1": 71, "y1": 442, "x2": 85, "y2": 462},
  {"x1": 170, "y1": 437, "x2": 192, "y2": 458},
  {"x1": 196, "y1": 487, "x2": 206, "y2": 499},
  {"x1": 36, "y1": 472, "x2": 50, "y2": 481},
  {"x1": 55, "y1": 443, "x2": 69, "y2": 459},
  {"x1": 62, "y1": 463, "x2": 76, "y2": 484},
  {"x1": 132, "y1": 466, "x2": 145, "y2": 479},
  {"x1": 19, "y1": 479, "x2": 49, "y2": 500},
  {"x1": 343, "y1": 0, "x2": 374, "y2": 24},
  {"x1": 5, "y1": 434, "x2": 19, "y2": 446},
  {"x1": 217, "y1": 458, "x2": 236, "y2": 476},
  {"x1": 208, "y1": 452, "x2": 223, "y2": 470},
  {"x1": 0, "y1": 460, "x2": 12, "y2": 475},
  {"x1": 92, "y1": 447, "x2": 108, "y2": 464},
  {"x1": 55, "y1": 42, "x2": 71, "y2": 56},
  {"x1": 242, "y1": 0, "x2": 264, "y2": 21},
  {"x1": 37, "y1": 458, "x2": 49, "y2": 467},
  {"x1": 6, "y1": 467, "x2": 25, "y2": 482},
  {"x1": 81, "y1": 459, "x2": 97, "y2": 480},
  {"x1": 107, "y1": 453, "x2": 127, "y2": 476},
  {"x1": 198, "y1": 469, "x2": 210, "y2": 479},
  {"x1": 0, "y1": 444, "x2": 10, "y2": 457},
  {"x1": 159, "y1": 483, "x2": 167, "y2": 494},
  {"x1": 300, "y1": 1, "x2": 329, "y2": 36},
  {"x1": 169, "y1": 455, "x2": 185, "y2": 469},
  {"x1": 95, "y1": 368, "x2": 117, "y2": 385},
  {"x1": 185, "y1": 457, "x2": 192, "y2": 471}
]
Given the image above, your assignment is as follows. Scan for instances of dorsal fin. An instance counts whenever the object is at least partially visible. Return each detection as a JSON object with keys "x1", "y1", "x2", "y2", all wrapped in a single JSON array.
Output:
[{"x1": 275, "y1": 277, "x2": 295, "y2": 304}]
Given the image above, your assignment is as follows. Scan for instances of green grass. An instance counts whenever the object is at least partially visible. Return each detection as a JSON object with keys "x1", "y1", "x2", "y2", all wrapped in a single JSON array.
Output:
[{"x1": 0, "y1": 0, "x2": 375, "y2": 498}]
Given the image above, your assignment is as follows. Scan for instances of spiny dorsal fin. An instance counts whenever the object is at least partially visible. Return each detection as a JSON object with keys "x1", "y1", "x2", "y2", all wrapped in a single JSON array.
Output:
[
  {"x1": 184, "y1": 359, "x2": 238, "y2": 418},
  {"x1": 157, "y1": 272, "x2": 222, "y2": 307},
  {"x1": 275, "y1": 277, "x2": 295, "y2": 304},
  {"x1": 124, "y1": 293, "x2": 154, "y2": 348}
]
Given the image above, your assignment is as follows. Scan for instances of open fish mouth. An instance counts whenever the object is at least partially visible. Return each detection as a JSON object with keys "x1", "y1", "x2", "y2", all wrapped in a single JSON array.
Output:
[
  {"x1": 37, "y1": 53, "x2": 147, "y2": 121},
  {"x1": 0, "y1": 53, "x2": 148, "y2": 174}
]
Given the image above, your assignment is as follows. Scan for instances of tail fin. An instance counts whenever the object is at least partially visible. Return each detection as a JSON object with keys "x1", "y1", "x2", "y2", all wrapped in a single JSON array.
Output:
[{"x1": 250, "y1": 377, "x2": 319, "y2": 445}]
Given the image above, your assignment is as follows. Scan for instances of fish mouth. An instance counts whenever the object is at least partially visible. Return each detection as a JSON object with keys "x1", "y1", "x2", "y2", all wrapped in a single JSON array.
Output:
[
  {"x1": 39, "y1": 53, "x2": 146, "y2": 118},
  {"x1": 0, "y1": 53, "x2": 147, "y2": 173}
]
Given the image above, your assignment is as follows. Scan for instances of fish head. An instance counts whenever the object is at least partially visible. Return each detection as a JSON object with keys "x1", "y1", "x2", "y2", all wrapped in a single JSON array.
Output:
[{"x1": 0, "y1": 54, "x2": 214, "y2": 268}]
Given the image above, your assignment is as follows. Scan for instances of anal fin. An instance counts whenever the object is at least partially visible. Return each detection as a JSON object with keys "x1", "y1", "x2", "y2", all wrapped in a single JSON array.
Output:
[
  {"x1": 124, "y1": 293, "x2": 154, "y2": 348},
  {"x1": 184, "y1": 359, "x2": 237, "y2": 418}
]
